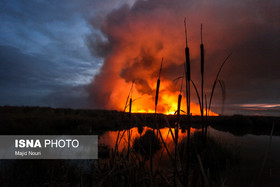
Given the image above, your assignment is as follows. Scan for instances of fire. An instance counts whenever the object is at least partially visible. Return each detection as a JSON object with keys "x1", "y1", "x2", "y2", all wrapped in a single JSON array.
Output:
[
  {"x1": 130, "y1": 91, "x2": 218, "y2": 116},
  {"x1": 89, "y1": 1, "x2": 218, "y2": 117},
  {"x1": 103, "y1": 68, "x2": 218, "y2": 116},
  {"x1": 111, "y1": 78, "x2": 218, "y2": 116}
]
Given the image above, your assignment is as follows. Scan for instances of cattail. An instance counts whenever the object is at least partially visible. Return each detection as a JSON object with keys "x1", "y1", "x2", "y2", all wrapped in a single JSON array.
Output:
[
  {"x1": 174, "y1": 93, "x2": 182, "y2": 187},
  {"x1": 155, "y1": 79, "x2": 160, "y2": 110},
  {"x1": 177, "y1": 95, "x2": 182, "y2": 116},
  {"x1": 184, "y1": 18, "x2": 191, "y2": 116},
  {"x1": 184, "y1": 18, "x2": 191, "y2": 187},
  {"x1": 129, "y1": 98, "x2": 132, "y2": 118},
  {"x1": 201, "y1": 24, "x2": 204, "y2": 76},
  {"x1": 201, "y1": 24, "x2": 204, "y2": 118},
  {"x1": 123, "y1": 81, "x2": 134, "y2": 114},
  {"x1": 200, "y1": 24, "x2": 205, "y2": 137},
  {"x1": 176, "y1": 94, "x2": 182, "y2": 143},
  {"x1": 155, "y1": 58, "x2": 163, "y2": 113},
  {"x1": 151, "y1": 57, "x2": 163, "y2": 186}
]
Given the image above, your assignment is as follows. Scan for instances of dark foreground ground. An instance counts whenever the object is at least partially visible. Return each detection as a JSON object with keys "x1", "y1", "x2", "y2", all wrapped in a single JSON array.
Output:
[
  {"x1": 0, "y1": 106, "x2": 279, "y2": 136},
  {"x1": 0, "y1": 106, "x2": 279, "y2": 186}
]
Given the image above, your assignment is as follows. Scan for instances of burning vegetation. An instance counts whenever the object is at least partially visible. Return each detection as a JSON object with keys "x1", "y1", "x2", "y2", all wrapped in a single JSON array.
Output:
[{"x1": 87, "y1": 0, "x2": 233, "y2": 116}]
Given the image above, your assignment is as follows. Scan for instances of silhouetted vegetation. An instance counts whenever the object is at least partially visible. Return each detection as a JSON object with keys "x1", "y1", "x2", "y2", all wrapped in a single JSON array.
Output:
[
  {"x1": 133, "y1": 130, "x2": 161, "y2": 159},
  {"x1": 0, "y1": 106, "x2": 279, "y2": 186}
]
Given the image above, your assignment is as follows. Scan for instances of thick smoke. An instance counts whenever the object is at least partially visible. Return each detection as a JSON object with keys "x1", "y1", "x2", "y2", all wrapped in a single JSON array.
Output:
[{"x1": 87, "y1": 0, "x2": 280, "y2": 114}]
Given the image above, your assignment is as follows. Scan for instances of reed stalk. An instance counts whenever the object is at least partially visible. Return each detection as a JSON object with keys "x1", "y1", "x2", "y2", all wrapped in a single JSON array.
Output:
[
  {"x1": 114, "y1": 82, "x2": 134, "y2": 159},
  {"x1": 176, "y1": 94, "x2": 182, "y2": 145},
  {"x1": 191, "y1": 80, "x2": 202, "y2": 110},
  {"x1": 200, "y1": 24, "x2": 205, "y2": 137},
  {"x1": 174, "y1": 93, "x2": 182, "y2": 186},
  {"x1": 253, "y1": 122, "x2": 275, "y2": 187},
  {"x1": 184, "y1": 18, "x2": 191, "y2": 187},
  {"x1": 208, "y1": 53, "x2": 232, "y2": 112},
  {"x1": 129, "y1": 98, "x2": 132, "y2": 118},
  {"x1": 150, "y1": 57, "x2": 164, "y2": 186},
  {"x1": 218, "y1": 80, "x2": 226, "y2": 115},
  {"x1": 197, "y1": 154, "x2": 209, "y2": 187},
  {"x1": 155, "y1": 58, "x2": 163, "y2": 113},
  {"x1": 127, "y1": 98, "x2": 132, "y2": 158},
  {"x1": 207, "y1": 53, "x2": 231, "y2": 138},
  {"x1": 184, "y1": 18, "x2": 191, "y2": 117}
]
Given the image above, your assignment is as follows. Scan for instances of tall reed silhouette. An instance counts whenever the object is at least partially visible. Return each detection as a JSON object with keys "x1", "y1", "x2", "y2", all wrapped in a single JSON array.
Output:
[
  {"x1": 200, "y1": 24, "x2": 205, "y2": 135},
  {"x1": 150, "y1": 57, "x2": 163, "y2": 186},
  {"x1": 184, "y1": 18, "x2": 191, "y2": 187}
]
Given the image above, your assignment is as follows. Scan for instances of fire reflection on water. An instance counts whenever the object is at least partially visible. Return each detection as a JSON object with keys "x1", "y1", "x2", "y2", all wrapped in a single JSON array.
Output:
[{"x1": 99, "y1": 126, "x2": 199, "y2": 155}]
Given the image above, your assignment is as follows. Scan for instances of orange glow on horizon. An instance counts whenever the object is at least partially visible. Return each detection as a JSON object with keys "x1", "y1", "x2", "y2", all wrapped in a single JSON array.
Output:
[{"x1": 126, "y1": 88, "x2": 218, "y2": 116}]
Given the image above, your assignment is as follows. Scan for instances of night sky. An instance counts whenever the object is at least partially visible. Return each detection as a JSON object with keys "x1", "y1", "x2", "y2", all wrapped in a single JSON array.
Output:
[{"x1": 1, "y1": 0, "x2": 280, "y2": 116}]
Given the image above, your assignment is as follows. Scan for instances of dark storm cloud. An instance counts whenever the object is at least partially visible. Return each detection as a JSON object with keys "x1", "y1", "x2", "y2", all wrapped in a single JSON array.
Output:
[
  {"x1": 0, "y1": 45, "x2": 90, "y2": 108},
  {"x1": 0, "y1": 0, "x2": 113, "y2": 108}
]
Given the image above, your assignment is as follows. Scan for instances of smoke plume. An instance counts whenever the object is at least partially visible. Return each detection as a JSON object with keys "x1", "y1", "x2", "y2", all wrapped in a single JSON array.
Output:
[{"x1": 87, "y1": 0, "x2": 280, "y2": 115}]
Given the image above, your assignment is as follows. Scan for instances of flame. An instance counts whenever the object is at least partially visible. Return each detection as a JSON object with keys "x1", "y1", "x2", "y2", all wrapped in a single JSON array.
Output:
[
  {"x1": 131, "y1": 93, "x2": 218, "y2": 116},
  {"x1": 108, "y1": 77, "x2": 218, "y2": 116},
  {"x1": 125, "y1": 81, "x2": 218, "y2": 116}
]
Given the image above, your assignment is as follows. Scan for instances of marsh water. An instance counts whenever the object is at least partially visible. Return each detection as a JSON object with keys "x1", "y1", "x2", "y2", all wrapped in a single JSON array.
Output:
[{"x1": 99, "y1": 126, "x2": 280, "y2": 186}]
